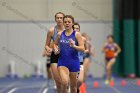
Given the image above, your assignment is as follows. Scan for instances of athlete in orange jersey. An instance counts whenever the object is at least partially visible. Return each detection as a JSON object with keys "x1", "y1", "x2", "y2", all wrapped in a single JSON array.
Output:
[{"x1": 102, "y1": 35, "x2": 121, "y2": 84}]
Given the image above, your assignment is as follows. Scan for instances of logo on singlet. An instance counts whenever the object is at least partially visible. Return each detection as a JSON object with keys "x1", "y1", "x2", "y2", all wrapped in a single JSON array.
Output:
[
  {"x1": 60, "y1": 40, "x2": 70, "y2": 43},
  {"x1": 60, "y1": 39, "x2": 71, "y2": 49}
]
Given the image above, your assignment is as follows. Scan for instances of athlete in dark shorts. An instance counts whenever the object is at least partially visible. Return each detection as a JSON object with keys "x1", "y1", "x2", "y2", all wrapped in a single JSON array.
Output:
[
  {"x1": 42, "y1": 51, "x2": 52, "y2": 78},
  {"x1": 50, "y1": 26, "x2": 60, "y2": 64},
  {"x1": 45, "y1": 12, "x2": 65, "y2": 93},
  {"x1": 82, "y1": 33, "x2": 92, "y2": 79},
  {"x1": 73, "y1": 22, "x2": 86, "y2": 93}
]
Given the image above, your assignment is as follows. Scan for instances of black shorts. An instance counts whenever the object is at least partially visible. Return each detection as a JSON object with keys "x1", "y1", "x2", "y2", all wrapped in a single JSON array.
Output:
[
  {"x1": 46, "y1": 63, "x2": 51, "y2": 68},
  {"x1": 80, "y1": 62, "x2": 83, "y2": 65},
  {"x1": 83, "y1": 53, "x2": 90, "y2": 59},
  {"x1": 46, "y1": 56, "x2": 51, "y2": 68},
  {"x1": 50, "y1": 52, "x2": 59, "y2": 64}
]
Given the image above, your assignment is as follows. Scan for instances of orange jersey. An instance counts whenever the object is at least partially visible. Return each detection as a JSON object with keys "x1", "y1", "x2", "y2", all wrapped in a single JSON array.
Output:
[
  {"x1": 105, "y1": 43, "x2": 116, "y2": 58},
  {"x1": 105, "y1": 50, "x2": 115, "y2": 58}
]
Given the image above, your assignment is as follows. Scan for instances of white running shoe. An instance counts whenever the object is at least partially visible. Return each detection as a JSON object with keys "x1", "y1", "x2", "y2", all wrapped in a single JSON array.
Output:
[{"x1": 105, "y1": 80, "x2": 109, "y2": 85}]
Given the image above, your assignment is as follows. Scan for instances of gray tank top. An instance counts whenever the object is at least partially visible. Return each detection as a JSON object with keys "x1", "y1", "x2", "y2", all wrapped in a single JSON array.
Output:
[{"x1": 52, "y1": 26, "x2": 58, "y2": 41}]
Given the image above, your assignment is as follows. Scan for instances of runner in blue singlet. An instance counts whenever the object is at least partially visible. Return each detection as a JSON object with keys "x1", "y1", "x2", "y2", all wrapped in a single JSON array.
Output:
[
  {"x1": 54, "y1": 15, "x2": 84, "y2": 93},
  {"x1": 73, "y1": 22, "x2": 86, "y2": 93}
]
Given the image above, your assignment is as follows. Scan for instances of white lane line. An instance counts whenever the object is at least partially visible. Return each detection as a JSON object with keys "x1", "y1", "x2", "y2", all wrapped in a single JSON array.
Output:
[
  {"x1": 38, "y1": 82, "x2": 47, "y2": 93},
  {"x1": 110, "y1": 87, "x2": 122, "y2": 93},
  {"x1": 42, "y1": 88, "x2": 48, "y2": 93},
  {"x1": 103, "y1": 80, "x2": 122, "y2": 93},
  {"x1": 0, "y1": 81, "x2": 19, "y2": 93},
  {"x1": 7, "y1": 88, "x2": 18, "y2": 93}
]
